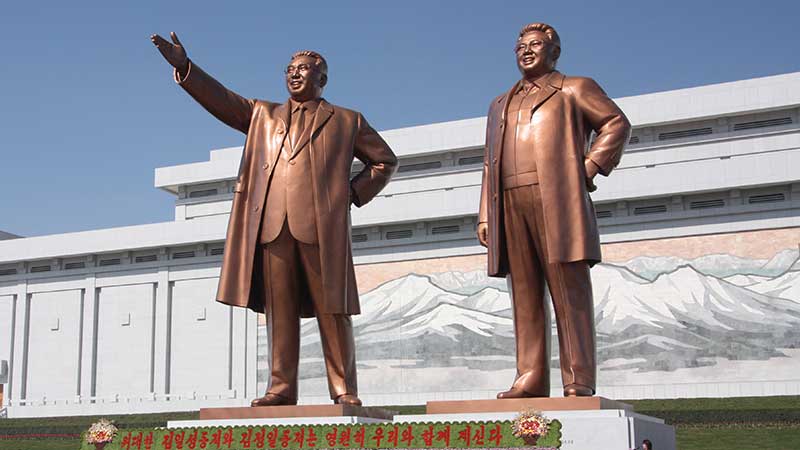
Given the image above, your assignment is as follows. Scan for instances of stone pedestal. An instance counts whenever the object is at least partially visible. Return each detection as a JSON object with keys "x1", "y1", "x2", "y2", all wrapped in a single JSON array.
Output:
[
  {"x1": 396, "y1": 398, "x2": 676, "y2": 450},
  {"x1": 168, "y1": 404, "x2": 393, "y2": 428},
  {"x1": 427, "y1": 396, "x2": 632, "y2": 413},
  {"x1": 398, "y1": 411, "x2": 674, "y2": 450},
  {"x1": 167, "y1": 399, "x2": 676, "y2": 449}
]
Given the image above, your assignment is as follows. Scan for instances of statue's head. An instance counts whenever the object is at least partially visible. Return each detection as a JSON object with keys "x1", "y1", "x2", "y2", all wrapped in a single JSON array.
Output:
[
  {"x1": 515, "y1": 22, "x2": 561, "y2": 79},
  {"x1": 285, "y1": 50, "x2": 328, "y2": 102}
]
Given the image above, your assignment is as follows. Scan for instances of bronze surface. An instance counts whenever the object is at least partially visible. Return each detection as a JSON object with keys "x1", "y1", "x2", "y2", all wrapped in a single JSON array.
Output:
[
  {"x1": 151, "y1": 34, "x2": 397, "y2": 405},
  {"x1": 477, "y1": 23, "x2": 631, "y2": 397}
]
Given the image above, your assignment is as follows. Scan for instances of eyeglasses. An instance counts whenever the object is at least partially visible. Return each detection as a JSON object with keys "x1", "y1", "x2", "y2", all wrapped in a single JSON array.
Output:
[
  {"x1": 515, "y1": 39, "x2": 546, "y2": 53},
  {"x1": 285, "y1": 63, "x2": 312, "y2": 75}
]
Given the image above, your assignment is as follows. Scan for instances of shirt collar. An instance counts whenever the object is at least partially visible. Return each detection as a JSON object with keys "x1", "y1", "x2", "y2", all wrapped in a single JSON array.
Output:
[
  {"x1": 517, "y1": 71, "x2": 552, "y2": 93},
  {"x1": 290, "y1": 98, "x2": 321, "y2": 114}
]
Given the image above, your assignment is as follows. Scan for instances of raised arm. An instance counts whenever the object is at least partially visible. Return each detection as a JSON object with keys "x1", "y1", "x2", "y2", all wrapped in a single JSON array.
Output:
[{"x1": 151, "y1": 32, "x2": 254, "y2": 134}]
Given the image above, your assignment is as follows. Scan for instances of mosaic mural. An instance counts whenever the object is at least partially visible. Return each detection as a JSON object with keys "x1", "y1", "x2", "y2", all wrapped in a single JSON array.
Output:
[{"x1": 257, "y1": 229, "x2": 800, "y2": 398}]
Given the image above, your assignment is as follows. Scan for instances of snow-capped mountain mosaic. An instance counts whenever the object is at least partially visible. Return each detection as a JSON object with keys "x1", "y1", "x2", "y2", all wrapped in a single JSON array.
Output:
[{"x1": 257, "y1": 247, "x2": 800, "y2": 396}]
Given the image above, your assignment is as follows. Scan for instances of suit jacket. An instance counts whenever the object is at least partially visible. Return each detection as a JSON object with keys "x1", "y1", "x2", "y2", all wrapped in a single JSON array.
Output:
[
  {"x1": 176, "y1": 62, "x2": 398, "y2": 316},
  {"x1": 479, "y1": 70, "x2": 630, "y2": 277}
]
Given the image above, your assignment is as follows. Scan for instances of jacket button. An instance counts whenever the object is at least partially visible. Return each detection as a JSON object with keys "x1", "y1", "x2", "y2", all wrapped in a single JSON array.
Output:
[
  {"x1": 262, "y1": 163, "x2": 269, "y2": 170},
  {"x1": 289, "y1": 160, "x2": 296, "y2": 165},
  {"x1": 492, "y1": 158, "x2": 498, "y2": 164},
  {"x1": 500, "y1": 123, "x2": 504, "y2": 129},
  {"x1": 277, "y1": 129, "x2": 284, "y2": 134},
  {"x1": 253, "y1": 206, "x2": 260, "y2": 212}
]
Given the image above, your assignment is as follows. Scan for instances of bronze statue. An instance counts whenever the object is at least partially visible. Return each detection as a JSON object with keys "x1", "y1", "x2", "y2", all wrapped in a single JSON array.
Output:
[
  {"x1": 151, "y1": 32, "x2": 398, "y2": 407},
  {"x1": 478, "y1": 23, "x2": 630, "y2": 398}
]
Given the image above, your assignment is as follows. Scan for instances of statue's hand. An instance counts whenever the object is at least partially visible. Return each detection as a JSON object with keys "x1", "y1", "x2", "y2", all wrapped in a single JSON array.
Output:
[
  {"x1": 150, "y1": 32, "x2": 189, "y2": 74},
  {"x1": 584, "y1": 158, "x2": 599, "y2": 192},
  {"x1": 477, "y1": 222, "x2": 489, "y2": 248}
]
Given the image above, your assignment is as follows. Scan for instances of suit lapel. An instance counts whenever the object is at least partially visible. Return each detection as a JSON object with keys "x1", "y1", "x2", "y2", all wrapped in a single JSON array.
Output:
[
  {"x1": 499, "y1": 81, "x2": 519, "y2": 124},
  {"x1": 529, "y1": 71, "x2": 563, "y2": 116},
  {"x1": 291, "y1": 99, "x2": 333, "y2": 155},
  {"x1": 271, "y1": 101, "x2": 291, "y2": 161},
  {"x1": 531, "y1": 71, "x2": 565, "y2": 116},
  {"x1": 495, "y1": 81, "x2": 520, "y2": 162}
]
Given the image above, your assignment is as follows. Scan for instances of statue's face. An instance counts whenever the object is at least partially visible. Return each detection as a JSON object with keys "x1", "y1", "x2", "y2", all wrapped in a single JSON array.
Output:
[
  {"x1": 285, "y1": 55, "x2": 326, "y2": 101},
  {"x1": 515, "y1": 31, "x2": 559, "y2": 79}
]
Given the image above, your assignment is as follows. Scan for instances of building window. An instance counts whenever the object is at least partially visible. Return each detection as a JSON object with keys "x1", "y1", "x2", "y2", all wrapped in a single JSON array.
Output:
[
  {"x1": 748, "y1": 193, "x2": 785, "y2": 204},
  {"x1": 633, "y1": 205, "x2": 667, "y2": 215},
  {"x1": 172, "y1": 251, "x2": 196, "y2": 259},
  {"x1": 210, "y1": 247, "x2": 225, "y2": 256},
  {"x1": 733, "y1": 117, "x2": 791, "y2": 131},
  {"x1": 135, "y1": 254, "x2": 158, "y2": 263},
  {"x1": 30, "y1": 265, "x2": 52, "y2": 273},
  {"x1": 658, "y1": 127, "x2": 712, "y2": 141},
  {"x1": 431, "y1": 225, "x2": 460, "y2": 235},
  {"x1": 64, "y1": 262, "x2": 86, "y2": 270},
  {"x1": 628, "y1": 136, "x2": 640, "y2": 144},
  {"x1": 0, "y1": 268, "x2": 18, "y2": 276},
  {"x1": 189, "y1": 189, "x2": 217, "y2": 198},
  {"x1": 458, "y1": 155, "x2": 484, "y2": 166},
  {"x1": 690, "y1": 199, "x2": 725, "y2": 210},
  {"x1": 386, "y1": 229, "x2": 413, "y2": 240},
  {"x1": 398, "y1": 161, "x2": 442, "y2": 173},
  {"x1": 596, "y1": 210, "x2": 613, "y2": 219},
  {"x1": 351, "y1": 233, "x2": 368, "y2": 243},
  {"x1": 99, "y1": 258, "x2": 121, "y2": 267}
]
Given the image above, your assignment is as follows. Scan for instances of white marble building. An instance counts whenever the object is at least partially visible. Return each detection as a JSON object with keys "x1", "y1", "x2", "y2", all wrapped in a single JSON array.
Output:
[{"x1": 1, "y1": 72, "x2": 800, "y2": 418}]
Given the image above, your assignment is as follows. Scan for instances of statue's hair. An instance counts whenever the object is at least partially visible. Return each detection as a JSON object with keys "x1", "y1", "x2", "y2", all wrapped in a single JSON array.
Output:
[
  {"x1": 518, "y1": 22, "x2": 561, "y2": 51},
  {"x1": 291, "y1": 50, "x2": 328, "y2": 75}
]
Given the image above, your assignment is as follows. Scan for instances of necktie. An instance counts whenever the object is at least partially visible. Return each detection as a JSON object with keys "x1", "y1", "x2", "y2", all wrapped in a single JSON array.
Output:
[{"x1": 290, "y1": 105, "x2": 306, "y2": 153}]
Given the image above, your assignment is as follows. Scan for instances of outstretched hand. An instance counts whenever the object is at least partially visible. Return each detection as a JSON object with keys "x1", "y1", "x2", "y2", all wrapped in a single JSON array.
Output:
[{"x1": 150, "y1": 32, "x2": 189, "y2": 74}]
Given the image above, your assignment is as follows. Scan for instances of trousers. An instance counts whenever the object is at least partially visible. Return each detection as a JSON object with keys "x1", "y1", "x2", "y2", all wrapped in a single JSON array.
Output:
[
  {"x1": 502, "y1": 184, "x2": 596, "y2": 395},
  {"x1": 261, "y1": 221, "x2": 357, "y2": 400}
]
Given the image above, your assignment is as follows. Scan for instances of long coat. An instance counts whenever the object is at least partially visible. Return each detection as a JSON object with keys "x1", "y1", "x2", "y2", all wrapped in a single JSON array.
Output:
[
  {"x1": 176, "y1": 62, "x2": 397, "y2": 316},
  {"x1": 479, "y1": 71, "x2": 630, "y2": 277}
]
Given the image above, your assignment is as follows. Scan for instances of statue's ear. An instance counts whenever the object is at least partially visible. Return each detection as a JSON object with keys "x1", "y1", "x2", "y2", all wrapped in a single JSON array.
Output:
[
  {"x1": 552, "y1": 45, "x2": 561, "y2": 62},
  {"x1": 319, "y1": 73, "x2": 328, "y2": 88}
]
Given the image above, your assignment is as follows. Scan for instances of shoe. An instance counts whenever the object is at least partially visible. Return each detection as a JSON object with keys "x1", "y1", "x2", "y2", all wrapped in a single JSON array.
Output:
[
  {"x1": 250, "y1": 393, "x2": 296, "y2": 407},
  {"x1": 334, "y1": 394, "x2": 362, "y2": 406},
  {"x1": 496, "y1": 387, "x2": 547, "y2": 399},
  {"x1": 563, "y1": 384, "x2": 594, "y2": 397}
]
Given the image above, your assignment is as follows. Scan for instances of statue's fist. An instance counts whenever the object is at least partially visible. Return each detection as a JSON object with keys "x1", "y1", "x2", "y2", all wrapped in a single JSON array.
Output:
[
  {"x1": 477, "y1": 222, "x2": 489, "y2": 248},
  {"x1": 150, "y1": 32, "x2": 189, "y2": 74}
]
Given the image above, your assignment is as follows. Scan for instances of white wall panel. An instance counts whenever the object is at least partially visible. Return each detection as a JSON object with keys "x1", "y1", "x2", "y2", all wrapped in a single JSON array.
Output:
[
  {"x1": 0, "y1": 295, "x2": 14, "y2": 376},
  {"x1": 96, "y1": 269, "x2": 158, "y2": 288},
  {"x1": 25, "y1": 290, "x2": 82, "y2": 402},
  {"x1": 185, "y1": 200, "x2": 233, "y2": 219},
  {"x1": 169, "y1": 278, "x2": 230, "y2": 395},
  {"x1": 95, "y1": 284, "x2": 155, "y2": 397},
  {"x1": 27, "y1": 276, "x2": 86, "y2": 294},
  {"x1": 169, "y1": 264, "x2": 221, "y2": 282}
]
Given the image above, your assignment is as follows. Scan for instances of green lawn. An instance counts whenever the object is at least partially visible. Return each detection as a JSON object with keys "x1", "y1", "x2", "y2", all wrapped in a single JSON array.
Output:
[
  {"x1": 677, "y1": 425, "x2": 800, "y2": 450},
  {"x1": 0, "y1": 438, "x2": 80, "y2": 450},
  {"x1": 0, "y1": 397, "x2": 798, "y2": 450}
]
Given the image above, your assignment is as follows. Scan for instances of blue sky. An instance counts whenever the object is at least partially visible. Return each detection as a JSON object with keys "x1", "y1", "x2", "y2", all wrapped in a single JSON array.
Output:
[{"x1": 1, "y1": 1, "x2": 799, "y2": 237}]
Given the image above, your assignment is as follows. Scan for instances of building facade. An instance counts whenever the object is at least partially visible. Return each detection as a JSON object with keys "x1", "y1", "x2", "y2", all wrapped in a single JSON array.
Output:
[{"x1": 1, "y1": 72, "x2": 800, "y2": 417}]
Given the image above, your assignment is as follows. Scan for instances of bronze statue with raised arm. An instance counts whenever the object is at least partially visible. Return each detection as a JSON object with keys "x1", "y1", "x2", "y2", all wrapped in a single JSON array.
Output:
[
  {"x1": 151, "y1": 32, "x2": 398, "y2": 407},
  {"x1": 478, "y1": 23, "x2": 630, "y2": 398}
]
